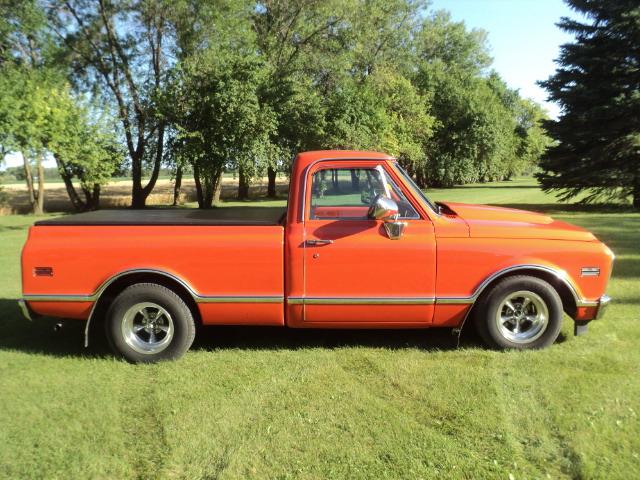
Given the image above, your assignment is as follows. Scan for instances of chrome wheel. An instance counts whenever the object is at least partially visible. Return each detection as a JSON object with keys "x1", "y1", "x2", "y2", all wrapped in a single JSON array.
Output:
[
  {"x1": 494, "y1": 290, "x2": 549, "y2": 344},
  {"x1": 121, "y1": 302, "x2": 174, "y2": 355}
]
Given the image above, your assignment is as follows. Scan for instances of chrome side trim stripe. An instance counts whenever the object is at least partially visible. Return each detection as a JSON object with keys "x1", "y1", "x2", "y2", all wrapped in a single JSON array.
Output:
[
  {"x1": 288, "y1": 297, "x2": 437, "y2": 305},
  {"x1": 25, "y1": 263, "x2": 597, "y2": 315},
  {"x1": 436, "y1": 297, "x2": 474, "y2": 305},
  {"x1": 23, "y1": 293, "x2": 284, "y2": 304},
  {"x1": 23, "y1": 294, "x2": 94, "y2": 302},
  {"x1": 23, "y1": 268, "x2": 285, "y2": 306},
  {"x1": 195, "y1": 295, "x2": 283, "y2": 304},
  {"x1": 287, "y1": 265, "x2": 594, "y2": 307}
]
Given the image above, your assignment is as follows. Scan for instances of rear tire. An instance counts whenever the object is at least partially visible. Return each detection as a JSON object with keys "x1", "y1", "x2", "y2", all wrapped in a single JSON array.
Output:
[
  {"x1": 105, "y1": 283, "x2": 196, "y2": 363},
  {"x1": 474, "y1": 275, "x2": 563, "y2": 350}
]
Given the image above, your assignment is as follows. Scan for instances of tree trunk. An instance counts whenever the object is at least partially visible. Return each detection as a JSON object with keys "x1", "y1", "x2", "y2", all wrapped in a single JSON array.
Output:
[
  {"x1": 92, "y1": 185, "x2": 101, "y2": 210},
  {"x1": 57, "y1": 158, "x2": 86, "y2": 211},
  {"x1": 173, "y1": 165, "x2": 183, "y2": 206},
  {"x1": 131, "y1": 152, "x2": 145, "y2": 208},
  {"x1": 60, "y1": 172, "x2": 85, "y2": 211},
  {"x1": 213, "y1": 173, "x2": 222, "y2": 204},
  {"x1": 82, "y1": 184, "x2": 101, "y2": 211},
  {"x1": 193, "y1": 163, "x2": 223, "y2": 208},
  {"x1": 204, "y1": 179, "x2": 214, "y2": 207},
  {"x1": 238, "y1": 166, "x2": 250, "y2": 200},
  {"x1": 140, "y1": 121, "x2": 165, "y2": 205},
  {"x1": 23, "y1": 155, "x2": 37, "y2": 211},
  {"x1": 193, "y1": 163, "x2": 205, "y2": 208},
  {"x1": 35, "y1": 156, "x2": 45, "y2": 215},
  {"x1": 267, "y1": 166, "x2": 277, "y2": 198},
  {"x1": 634, "y1": 174, "x2": 640, "y2": 210}
]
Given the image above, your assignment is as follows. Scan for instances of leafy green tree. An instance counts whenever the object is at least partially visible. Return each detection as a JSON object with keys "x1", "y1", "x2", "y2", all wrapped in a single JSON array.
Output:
[
  {"x1": 253, "y1": 0, "x2": 355, "y2": 196},
  {"x1": 347, "y1": 0, "x2": 427, "y2": 80},
  {"x1": 412, "y1": 12, "x2": 547, "y2": 188},
  {"x1": 538, "y1": 0, "x2": 640, "y2": 208},
  {"x1": 322, "y1": 70, "x2": 434, "y2": 171},
  {"x1": 0, "y1": 0, "x2": 50, "y2": 68},
  {"x1": 0, "y1": 66, "x2": 122, "y2": 212},
  {"x1": 0, "y1": 0, "x2": 52, "y2": 213},
  {"x1": 2, "y1": 0, "x2": 556, "y2": 210},
  {"x1": 415, "y1": 10, "x2": 491, "y2": 77},
  {"x1": 0, "y1": 67, "x2": 54, "y2": 214},
  {"x1": 48, "y1": 0, "x2": 173, "y2": 208},
  {"x1": 372, "y1": 71, "x2": 435, "y2": 174},
  {"x1": 513, "y1": 98, "x2": 553, "y2": 178},
  {"x1": 167, "y1": 49, "x2": 276, "y2": 207},
  {"x1": 47, "y1": 93, "x2": 123, "y2": 211}
]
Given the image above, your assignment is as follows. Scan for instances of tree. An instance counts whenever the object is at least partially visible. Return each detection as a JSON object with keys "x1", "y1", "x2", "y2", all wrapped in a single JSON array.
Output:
[
  {"x1": 411, "y1": 12, "x2": 547, "y2": 188},
  {"x1": 0, "y1": 0, "x2": 53, "y2": 213},
  {"x1": 513, "y1": 98, "x2": 553, "y2": 178},
  {"x1": 322, "y1": 69, "x2": 434, "y2": 171},
  {"x1": 0, "y1": 66, "x2": 122, "y2": 213},
  {"x1": 48, "y1": 93, "x2": 123, "y2": 211},
  {"x1": 538, "y1": 0, "x2": 640, "y2": 208},
  {"x1": 253, "y1": 0, "x2": 355, "y2": 197},
  {"x1": 0, "y1": 67, "x2": 54, "y2": 214},
  {"x1": 166, "y1": 49, "x2": 276, "y2": 207},
  {"x1": 48, "y1": 0, "x2": 172, "y2": 208}
]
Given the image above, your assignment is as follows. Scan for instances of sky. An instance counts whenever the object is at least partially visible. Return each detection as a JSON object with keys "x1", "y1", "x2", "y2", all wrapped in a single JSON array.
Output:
[
  {"x1": 430, "y1": 0, "x2": 580, "y2": 118},
  {"x1": 3, "y1": 0, "x2": 580, "y2": 170}
]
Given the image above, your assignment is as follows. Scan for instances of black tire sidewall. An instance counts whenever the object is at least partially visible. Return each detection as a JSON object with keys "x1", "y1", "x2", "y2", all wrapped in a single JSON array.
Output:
[
  {"x1": 105, "y1": 283, "x2": 195, "y2": 363},
  {"x1": 476, "y1": 276, "x2": 563, "y2": 350}
]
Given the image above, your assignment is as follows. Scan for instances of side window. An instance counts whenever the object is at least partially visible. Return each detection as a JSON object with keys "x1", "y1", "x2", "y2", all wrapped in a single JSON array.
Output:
[{"x1": 310, "y1": 167, "x2": 419, "y2": 220}]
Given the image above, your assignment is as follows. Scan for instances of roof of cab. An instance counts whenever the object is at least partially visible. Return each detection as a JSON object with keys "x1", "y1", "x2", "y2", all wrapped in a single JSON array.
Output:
[{"x1": 295, "y1": 150, "x2": 394, "y2": 170}]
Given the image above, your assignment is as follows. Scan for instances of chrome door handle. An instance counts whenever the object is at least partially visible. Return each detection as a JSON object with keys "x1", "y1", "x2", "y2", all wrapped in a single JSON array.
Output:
[{"x1": 306, "y1": 239, "x2": 334, "y2": 246}]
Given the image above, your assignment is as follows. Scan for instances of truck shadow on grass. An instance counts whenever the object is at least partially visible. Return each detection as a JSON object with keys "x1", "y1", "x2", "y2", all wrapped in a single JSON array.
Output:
[{"x1": 0, "y1": 299, "x2": 496, "y2": 359}]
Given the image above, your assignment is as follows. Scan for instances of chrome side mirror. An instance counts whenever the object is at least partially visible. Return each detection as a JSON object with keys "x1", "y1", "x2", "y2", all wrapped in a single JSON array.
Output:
[
  {"x1": 369, "y1": 196, "x2": 399, "y2": 221},
  {"x1": 368, "y1": 196, "x2": 406, "y2": 239}
]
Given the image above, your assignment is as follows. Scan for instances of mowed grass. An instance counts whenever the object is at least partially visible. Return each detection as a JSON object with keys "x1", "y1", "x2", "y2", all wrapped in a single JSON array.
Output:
[{"x1": 0, "y1": 178, "x2": 639, "y2": 479}]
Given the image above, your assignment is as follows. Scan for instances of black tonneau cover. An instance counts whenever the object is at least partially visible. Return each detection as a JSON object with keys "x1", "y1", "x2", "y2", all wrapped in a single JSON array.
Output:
[{"x1": 35, "y1": 208, "x2": 286, "y2": 226}]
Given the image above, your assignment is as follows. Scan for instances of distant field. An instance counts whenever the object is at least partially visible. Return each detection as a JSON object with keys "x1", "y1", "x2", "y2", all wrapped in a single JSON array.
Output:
[
  {"x1": 0, "y1": 173, "x2": 290, "y2": 214},
  {"x1": 0, "y1": 178, "x2": 638, "y2": 479}
]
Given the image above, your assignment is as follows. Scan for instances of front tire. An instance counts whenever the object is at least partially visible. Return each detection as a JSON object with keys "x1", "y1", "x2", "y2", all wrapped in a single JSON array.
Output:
[
  {"x1": 105, "y1": 283, "x2": 196, "y2": 363},
  {"x1": 474, "y1": 275, "x2": 563, "y2": 350}
]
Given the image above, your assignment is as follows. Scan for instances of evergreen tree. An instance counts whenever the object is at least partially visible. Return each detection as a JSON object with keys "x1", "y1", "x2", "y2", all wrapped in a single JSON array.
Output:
[{"x1": 538, "y1": 0, "x2": 640, "y2": 208}]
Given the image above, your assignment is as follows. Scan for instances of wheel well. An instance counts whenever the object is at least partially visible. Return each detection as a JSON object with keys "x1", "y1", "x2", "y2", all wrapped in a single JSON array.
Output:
[
  {"x1": 472, "y1": 268, "x2": 577, "y2": 318},
  {"x1": 90, "y1": 272, "x2": 202, "y2": 328}
]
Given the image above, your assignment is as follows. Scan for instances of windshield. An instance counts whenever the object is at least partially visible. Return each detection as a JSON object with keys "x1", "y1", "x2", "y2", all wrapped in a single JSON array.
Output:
[{"x1": 393, "y1": 163, "x2": 439, "y2": 215}]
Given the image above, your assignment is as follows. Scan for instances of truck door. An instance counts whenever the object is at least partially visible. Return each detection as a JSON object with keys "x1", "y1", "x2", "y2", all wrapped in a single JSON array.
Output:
[{"x1": 300, "y1": 162, "x2": 436, "y2": 325}]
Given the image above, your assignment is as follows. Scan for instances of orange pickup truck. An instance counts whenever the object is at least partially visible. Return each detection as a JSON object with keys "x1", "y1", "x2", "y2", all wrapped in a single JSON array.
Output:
[{"x1": 19, "y1": 150, "x2": 614, "y2": 362}]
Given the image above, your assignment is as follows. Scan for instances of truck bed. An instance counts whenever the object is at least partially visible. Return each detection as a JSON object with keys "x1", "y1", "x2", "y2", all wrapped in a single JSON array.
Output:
[
  {"x1": 34, "y1": 208, "x2": 287, "y2": 226},
  {"x1": 23, "y1": 216, "x2": 286, "y2": 326}
]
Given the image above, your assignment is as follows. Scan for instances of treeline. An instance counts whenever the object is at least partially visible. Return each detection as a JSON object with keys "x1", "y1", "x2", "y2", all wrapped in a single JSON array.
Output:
[{"x1": 0, "y1": 0, "x2": 550, "y2": 212}]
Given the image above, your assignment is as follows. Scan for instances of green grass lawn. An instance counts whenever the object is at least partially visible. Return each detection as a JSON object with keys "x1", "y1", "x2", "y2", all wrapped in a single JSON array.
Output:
[{"x1": 0, "y1": 179, "x2": 639, "y2": 479}]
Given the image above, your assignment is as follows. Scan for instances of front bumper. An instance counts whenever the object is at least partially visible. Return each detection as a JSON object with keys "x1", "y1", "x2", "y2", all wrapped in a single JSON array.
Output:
[
  {"x1": 574, "y1": 295, "x2": 611, "y2": 335},
  {"x1": 594, "y1": 294, "x2": 611, "y2": 320}
]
